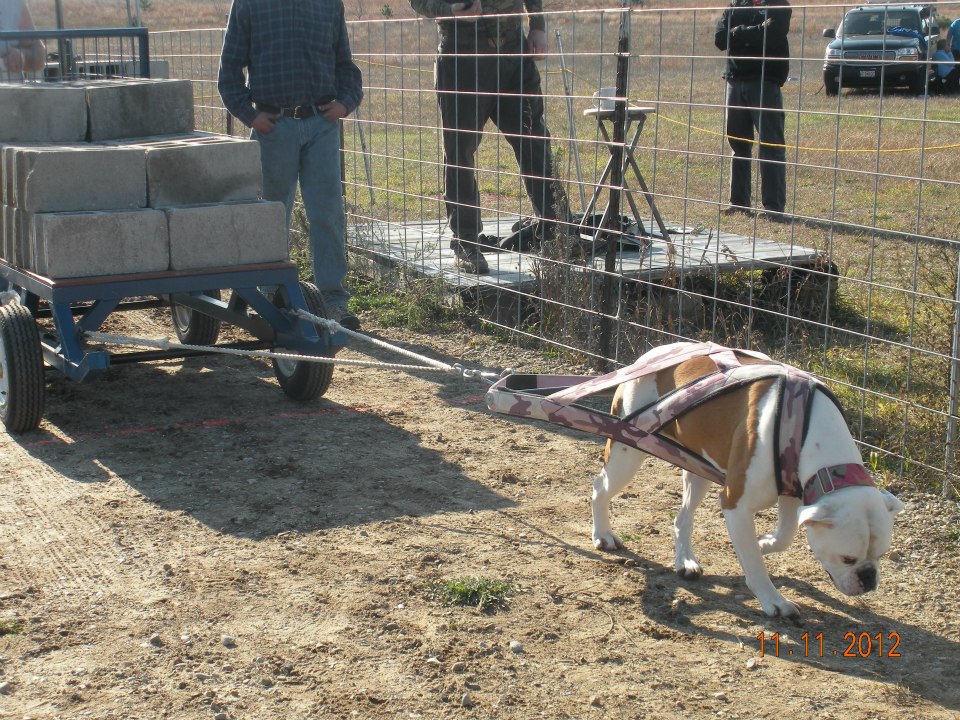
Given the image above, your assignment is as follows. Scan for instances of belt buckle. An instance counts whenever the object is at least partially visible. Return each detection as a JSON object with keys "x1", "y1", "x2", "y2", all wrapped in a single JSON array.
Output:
[{"x1": 292, "y1": 105, "x2": 309, "y2": 120}]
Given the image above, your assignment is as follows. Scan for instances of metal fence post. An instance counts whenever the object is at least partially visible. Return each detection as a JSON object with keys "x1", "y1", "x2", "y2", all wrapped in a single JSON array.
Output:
[
  {"x1": 944, "y1": 250, "x2": 960, "y2": 499},
  {"x1": 598, "y1": 0, "x2": 631, "y2": 369}
]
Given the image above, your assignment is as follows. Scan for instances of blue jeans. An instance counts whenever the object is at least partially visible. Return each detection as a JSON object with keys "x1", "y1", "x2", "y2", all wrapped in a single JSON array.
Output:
[
  {"x1": 253, "y1": 115, "x2": 350, "y2": 308},
  {"x1": 724, "y1": 79, "x2": 787, "y2": 214}
]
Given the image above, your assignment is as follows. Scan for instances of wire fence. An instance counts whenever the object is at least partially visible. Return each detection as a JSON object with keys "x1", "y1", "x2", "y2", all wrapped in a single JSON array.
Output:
[{"x1": 148, "y1": 2, "x2": 958, "y2": 496}]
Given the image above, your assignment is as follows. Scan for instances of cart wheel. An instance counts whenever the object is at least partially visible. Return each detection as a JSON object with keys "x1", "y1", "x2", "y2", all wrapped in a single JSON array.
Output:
[
  {"x1": 0, "y1": 303, "x2": 45, "y2": 433},
  {"x1": 272, "y1": 281, "x2": 334, "y2": 401},
  {"x1": 170, "y1": 290, "x2": 222, "y2": 345}
]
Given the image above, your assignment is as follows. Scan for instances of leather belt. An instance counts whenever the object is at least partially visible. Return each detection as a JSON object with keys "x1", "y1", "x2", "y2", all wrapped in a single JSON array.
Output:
[{"x1": 255, "y1": 100, "x2": 331, "y2": 119}]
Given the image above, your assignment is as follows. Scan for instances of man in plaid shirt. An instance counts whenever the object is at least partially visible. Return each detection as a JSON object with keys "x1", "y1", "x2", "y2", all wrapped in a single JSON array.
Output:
[{"x1": 218, "y1": 0, "x2": 364, "y2": 329}]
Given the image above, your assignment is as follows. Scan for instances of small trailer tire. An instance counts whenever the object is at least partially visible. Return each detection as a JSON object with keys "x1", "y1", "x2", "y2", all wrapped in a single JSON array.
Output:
[
  {"x1": 0, "y1": 303, "x2": 45, "y2": 433},
  {"x1": 272, "y1": 282, "x2": 334, "y2": 401},
  {"x1": 170, "y1": 290, "x2": 222, "y2": 345}
]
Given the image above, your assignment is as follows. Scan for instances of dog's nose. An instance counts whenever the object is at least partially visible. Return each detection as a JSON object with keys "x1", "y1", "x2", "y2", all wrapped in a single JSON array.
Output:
[{"x1": 858, "y1": 565, "x2": 878, "y2": 592}]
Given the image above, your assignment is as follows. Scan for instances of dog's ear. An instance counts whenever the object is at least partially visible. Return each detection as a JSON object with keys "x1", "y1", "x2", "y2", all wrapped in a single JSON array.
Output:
[
  {"x1": 880, "y1": 489, "x2": 906, "y2": 518},
  {"x1": 798, "y1": 502, "x2": 834, "y2": 528}
]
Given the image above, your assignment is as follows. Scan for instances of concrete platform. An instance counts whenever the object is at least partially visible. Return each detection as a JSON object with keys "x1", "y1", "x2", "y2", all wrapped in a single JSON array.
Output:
[{"x1": 349, "y1": 214, "x2": 826, "y2": 292}]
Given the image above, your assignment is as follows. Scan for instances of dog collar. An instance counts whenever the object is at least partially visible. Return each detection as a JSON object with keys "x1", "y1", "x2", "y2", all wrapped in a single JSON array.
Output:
[{"x1": 802, "y1": 463, "x2": 875, "y2": 505}]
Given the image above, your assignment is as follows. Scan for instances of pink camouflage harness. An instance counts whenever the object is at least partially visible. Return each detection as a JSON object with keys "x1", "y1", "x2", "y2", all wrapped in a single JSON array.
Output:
[{"x1": 486, "y1": 343, "x2": 874, "y2": 505}]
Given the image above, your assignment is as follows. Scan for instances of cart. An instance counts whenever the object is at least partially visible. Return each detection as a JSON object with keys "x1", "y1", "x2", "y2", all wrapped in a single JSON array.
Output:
[{"x1": 0, "y1": 259, "x2": 347, "y2": 433}]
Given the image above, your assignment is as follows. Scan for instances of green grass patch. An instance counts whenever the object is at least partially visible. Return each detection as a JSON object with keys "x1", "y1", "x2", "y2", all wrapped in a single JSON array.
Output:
[
  {"x1": 0, "y1": 619, "x2": 23, "y2": 636},
  {"x1": 430, "y1": 577, "x2": 514, "y2": 612},
  {"x1": 348, "y1": 274, "x2": 462, "y2": 331}
]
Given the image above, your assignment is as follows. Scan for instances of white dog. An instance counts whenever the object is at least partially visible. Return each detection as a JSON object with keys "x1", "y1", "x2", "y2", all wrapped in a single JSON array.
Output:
[{"x1": 591, "y1": 342, "x2": 905, "y2": 618}]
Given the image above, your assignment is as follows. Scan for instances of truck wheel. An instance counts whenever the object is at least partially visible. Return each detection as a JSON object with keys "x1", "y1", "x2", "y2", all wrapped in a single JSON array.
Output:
[
  {"x1": 0, "y1": 303, "x2": 45, "y2": 433},
  {"x1": 824, "y1": 74, "x2": 839, "y2": 96},
  {"x1": 170, "y1": 290, "x2": 222, "y2": 345},
  {"x1": 272, "y1": 281, "x2": 334, "y2": 401},
  {"x1": 909, "y1": 68, "x2": 930, "y2": 95}
]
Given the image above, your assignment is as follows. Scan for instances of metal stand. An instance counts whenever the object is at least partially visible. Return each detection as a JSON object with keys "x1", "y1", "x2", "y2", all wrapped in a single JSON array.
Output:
[{"x1": 580, "y1": 105, "x2": 670, "y2": 243}]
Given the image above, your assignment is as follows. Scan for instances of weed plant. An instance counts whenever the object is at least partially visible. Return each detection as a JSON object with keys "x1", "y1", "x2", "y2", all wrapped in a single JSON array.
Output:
[{"x1": 430, "y1": 577, "x2": 514, "y2": 612}]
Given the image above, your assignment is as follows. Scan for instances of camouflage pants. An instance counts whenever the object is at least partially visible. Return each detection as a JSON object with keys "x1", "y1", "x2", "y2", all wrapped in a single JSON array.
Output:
[{"x1": 434, "y1": 39, "x2": 560, "y2": 244}]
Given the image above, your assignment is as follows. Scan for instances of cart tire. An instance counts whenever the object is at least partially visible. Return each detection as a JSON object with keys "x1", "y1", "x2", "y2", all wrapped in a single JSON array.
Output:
[
  {"x1": 272, "y1": 281, "x2": 334, "y2": 401},
  {"x1": 170, "y1": 290, "x2": 222, "y2": 345},
  {"x1": 0, "y1": 304, "x2": 45, "y2": 433}
]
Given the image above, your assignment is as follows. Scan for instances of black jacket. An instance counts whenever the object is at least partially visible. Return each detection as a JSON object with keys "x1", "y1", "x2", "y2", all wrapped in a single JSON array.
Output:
[{"x1": 715, "y1": 0, "x2": 791, "y2": 86}]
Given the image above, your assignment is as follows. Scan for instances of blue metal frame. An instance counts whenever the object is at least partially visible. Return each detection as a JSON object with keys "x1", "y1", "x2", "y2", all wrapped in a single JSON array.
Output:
[
  {"x1": 0, "y1": 260, "x2": 346, "y2": 384},
  {"x1": 0, "y1": 27, "x2": 151, "y2": 78}
]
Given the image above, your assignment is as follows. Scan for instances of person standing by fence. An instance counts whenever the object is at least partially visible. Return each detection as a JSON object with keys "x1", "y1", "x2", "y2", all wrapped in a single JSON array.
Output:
[
  {"x1": 948, "y1": 15, "x2": 960, "y2": 62},
  {"x1": 218, "y1": 0, "x2": 364, "y2": 330},
  {"x1": 409, "y1": 0, "x2": 564, "y2": 274},
  {"x1": 715, "y1": 0, "x2": 792, "y2": 223},
  {"x1": 0, "y1": 0, "x2": 45, "y2": 79}
]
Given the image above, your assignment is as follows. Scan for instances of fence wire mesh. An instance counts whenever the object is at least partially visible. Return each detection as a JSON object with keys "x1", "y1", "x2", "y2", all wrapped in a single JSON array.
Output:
[{"x1": 150, "y1": 2, "x2": 960, "y2": 494}]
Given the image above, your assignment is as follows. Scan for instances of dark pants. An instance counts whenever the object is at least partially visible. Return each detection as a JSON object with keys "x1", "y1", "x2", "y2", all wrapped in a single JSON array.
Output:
[
  {"x1": 435, "y1": 37, "x2": 560, "y2": 243},
  {"x1": 935, "y1": 68, "x2": 960, "y2": 94},
  {"x1": 724, "y1": 78, "x2": 787, "y2": 214}
]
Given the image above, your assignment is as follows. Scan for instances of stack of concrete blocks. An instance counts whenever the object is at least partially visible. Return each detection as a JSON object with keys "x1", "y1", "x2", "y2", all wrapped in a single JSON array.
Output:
[{"x1": 0, "y1": 78, "x2": 287, "y2": 279}]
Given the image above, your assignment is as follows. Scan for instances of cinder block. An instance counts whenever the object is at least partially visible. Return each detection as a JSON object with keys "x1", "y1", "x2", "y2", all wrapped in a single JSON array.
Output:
[
  {"x1": 14, "y1": 145, "x2": 147, "y2": 212},
  {"x1": 100, "y1": 131, "x2": 220, "y2": 148},
  {"x1": 145, "y1": 137, "x2": 261, "y2": 207},
  {"x1": 0, "y1": 83, "x2": 88, "y2": 143},
  {"x1": 1, "y1": 204, "x2": 11, "y2": 263},
  {"x1": 1, "y1": 145, "x2": 14, "y2": 206},
  {"x1": 32, "y1": 209, "x2": 169, "y2": 279},
  {"x1": 2, "y1": 205, "x2": 30, "y2": 269},
  {"x1": 166, "y1": 201, "x2": 287, "y2": 271},
  {"x1": 85, "y1": 79, "x2": 195, "y2": 141},
  {"x1": 14, "y1": 207, "x2": 29, "y2": 269}
]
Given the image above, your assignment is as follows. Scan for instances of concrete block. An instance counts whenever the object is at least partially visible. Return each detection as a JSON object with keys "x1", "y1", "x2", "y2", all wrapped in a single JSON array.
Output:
[
  {"x1": 2, "y1": 205, "x2": 30, "y2": 269},
  {"x1": 166, "y1": 201, "x2": 287, "y2": 271},
  {"x1": 14, "y1": 145, "x2": 147, "y2": 212},
  {"x1": 100, "y1": 131, "x2": 220, "y2": 148},
  {"x1": 1, "y1": 145, "x2": 13, "y2": 206},
  {"x1": 145, "y1": 137, "x2": 261, "y2": 207},
  {"x1": 0, "y1": 83, "x2": 88, "y2": 143},
  {"x1": 32, "y1": 209, "x2": 169, "y2": 279},
  {"x1": 1, "y1": 204, "x2": 11, "y2": 263},
  {"x1": 85, "y1": 79, "x2": 195, "y2": 141},
  {"x1": 14, "y1": 207, "x2": 29, "y2": 269}
]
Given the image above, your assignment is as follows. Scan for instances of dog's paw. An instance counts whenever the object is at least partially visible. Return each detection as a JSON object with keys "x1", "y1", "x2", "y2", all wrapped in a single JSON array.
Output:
[
  {"x1": 675, "y1": 558, "x2": 703, "y2": 580},
  {"x1": 593, "y1": 532, "x2": 623, "y2": 551},
  {"x1": 758, "y1": 533, "x2": 785, "y2": 555},
  {"x1": 760, "y1": 595, "x2": 801, "y2": 620}
]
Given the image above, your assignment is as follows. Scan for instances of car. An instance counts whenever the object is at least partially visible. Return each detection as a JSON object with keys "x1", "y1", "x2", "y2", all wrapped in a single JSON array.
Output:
[{"x1": 822, "y1": 2, "x2": 940, "y2": 96}]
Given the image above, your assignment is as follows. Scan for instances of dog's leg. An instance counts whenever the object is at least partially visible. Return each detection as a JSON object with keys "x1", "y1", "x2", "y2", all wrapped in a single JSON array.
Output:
[
  {"x1": 674, "y1": 470, "x2": 710, "y2": 579},
  {"x1": 758, "y1": 495, "x2": 801, "y2": 555},
  {"x1": 723, "y1": 507, "x2": 801, "y2": 619},
  {"x1": 592, "y1": 442, "x2": 645, "y2": 550}
]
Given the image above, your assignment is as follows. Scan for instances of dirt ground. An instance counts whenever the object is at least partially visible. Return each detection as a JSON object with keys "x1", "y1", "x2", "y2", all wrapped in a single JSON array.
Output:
[{"x1": 1, "y1": 306, "x2": 959, "y2": 720}]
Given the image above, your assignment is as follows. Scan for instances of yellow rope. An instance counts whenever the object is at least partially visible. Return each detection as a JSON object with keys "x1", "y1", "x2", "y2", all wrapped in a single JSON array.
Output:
[
  {"x1": 353, "y1": 60, "x2": 960, "y2": 154},
  {"x1": 652, "y1": 111, "x2": 960, "y2": 154}
]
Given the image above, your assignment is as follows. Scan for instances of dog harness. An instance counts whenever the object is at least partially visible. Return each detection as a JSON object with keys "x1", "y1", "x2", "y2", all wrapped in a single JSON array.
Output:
[{"x1": 486, "y1": 343, "x2": 875, "y2": 504}]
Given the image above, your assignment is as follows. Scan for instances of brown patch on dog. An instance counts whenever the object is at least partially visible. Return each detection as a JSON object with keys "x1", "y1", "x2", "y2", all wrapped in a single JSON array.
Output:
[
  {"x1": 604, "y1": 388, "x2": 626, "y2": 464},
  {"x1": 653, "y1": 353, "x2": 776, "y2": 510},
  {"x1": 610, "y1": 391, "x2": 623, "y2": 417}
]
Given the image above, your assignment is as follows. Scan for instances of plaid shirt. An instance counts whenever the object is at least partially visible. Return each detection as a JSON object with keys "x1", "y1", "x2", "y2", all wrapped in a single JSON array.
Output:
[{"x1": 218, "y1": 0, "x2": 363, "y2": 127}]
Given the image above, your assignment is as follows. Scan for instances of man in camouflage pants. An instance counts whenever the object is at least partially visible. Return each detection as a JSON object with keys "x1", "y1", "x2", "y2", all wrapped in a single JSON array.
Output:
[{"x1": 409, "y1": 0, "x2": 563, "y2": 274}]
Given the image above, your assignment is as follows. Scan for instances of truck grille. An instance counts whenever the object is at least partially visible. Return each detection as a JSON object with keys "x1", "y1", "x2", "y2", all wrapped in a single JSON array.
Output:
[{"x1": 842, "y1": 50, "x2": 896, "y2": 61}]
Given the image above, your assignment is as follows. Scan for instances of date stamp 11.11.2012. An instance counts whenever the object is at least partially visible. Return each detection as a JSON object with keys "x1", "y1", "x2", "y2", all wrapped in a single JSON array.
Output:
[{"x1": 756, "y1": 631, "x2": 902, "y2": 658}]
